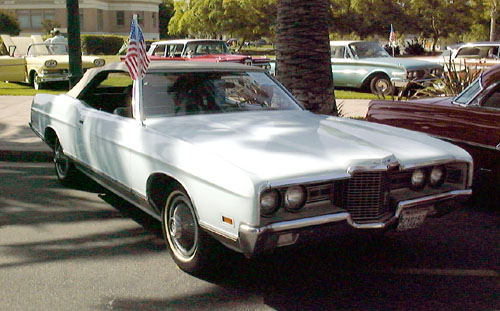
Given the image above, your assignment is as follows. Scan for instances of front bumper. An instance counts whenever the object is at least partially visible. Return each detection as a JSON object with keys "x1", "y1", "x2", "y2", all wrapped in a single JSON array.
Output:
[
  {"x1": 392, "y1": 76, "x2": 439, "y2": 88},
  {"x1": 36, "y1": 71, "x2": 69, "y2": 83},
  {"x1": 238, "y1": 189, "x2": 471, "y2": 256}
]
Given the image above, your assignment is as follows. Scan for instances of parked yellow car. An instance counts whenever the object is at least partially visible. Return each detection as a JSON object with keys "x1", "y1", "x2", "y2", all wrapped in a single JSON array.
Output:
[{"x1": 0, "y1": 34, "x2": 107, "y2": 89}]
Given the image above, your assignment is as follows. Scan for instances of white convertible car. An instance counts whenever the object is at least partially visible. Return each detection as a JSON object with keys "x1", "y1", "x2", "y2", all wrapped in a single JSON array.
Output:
[{"x1": 31, "y1": 61, "x2": 472, "y2": 274}]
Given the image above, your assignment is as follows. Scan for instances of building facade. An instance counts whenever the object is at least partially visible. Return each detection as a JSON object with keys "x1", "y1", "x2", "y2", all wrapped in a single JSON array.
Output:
[{"x1": 0, "y1": 0, "x2": 162, "y2": 39}]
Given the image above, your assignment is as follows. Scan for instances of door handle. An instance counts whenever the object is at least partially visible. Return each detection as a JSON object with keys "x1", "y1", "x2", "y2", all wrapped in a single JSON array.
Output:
[{"x1": 496, "y1": 143, "x2": 500, "y2": 151}]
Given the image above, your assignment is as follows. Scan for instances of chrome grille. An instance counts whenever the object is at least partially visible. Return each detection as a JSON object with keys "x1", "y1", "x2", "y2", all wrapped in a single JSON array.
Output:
[
  {"x1": 345, "y1": 171, "x2": 392, "y2": 223},
  {"x1": 306, "y1": 183, "x2": 333, "y2": 203}
]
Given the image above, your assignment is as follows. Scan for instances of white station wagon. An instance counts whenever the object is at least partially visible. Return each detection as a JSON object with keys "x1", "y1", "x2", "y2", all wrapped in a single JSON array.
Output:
[{"x1": 30, "y1": 61, "x2": 472, "y2": 275}]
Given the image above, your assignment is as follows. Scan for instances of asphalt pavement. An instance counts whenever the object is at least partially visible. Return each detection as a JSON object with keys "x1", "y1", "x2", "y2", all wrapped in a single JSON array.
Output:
[{"x1": 0, "y1": 95, "x2": 370, "y2": 161}]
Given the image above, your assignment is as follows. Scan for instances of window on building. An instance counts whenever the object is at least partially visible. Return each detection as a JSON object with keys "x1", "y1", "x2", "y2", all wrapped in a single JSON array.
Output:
[
  {"x1": 152, "y1": 12, "x2": 156, "y2": 28},
  {"x1": 117, "y1": 11, "x2": 125, "y2": 26},
  {"x1": 17, "y1": 9, "x2": 56, "y2": 29},
  {"x1": 97, "y1": 9, "x2": 103, "y2": 31},
  {"x1": 137, "y1": 12, "x2": 144, "y2": 25},
  {"x1": 80, "y1": 12, "x2": 84, "y2": 28},
  {"x1": 31, "y1": 11, "x2": 43, "y2": 29},
  {"x1": 17, "y1": 10, "x2": 30, "y2": 29},
  {"x1": 44, "y1": 11, "x2": 55, "y2": 21}
]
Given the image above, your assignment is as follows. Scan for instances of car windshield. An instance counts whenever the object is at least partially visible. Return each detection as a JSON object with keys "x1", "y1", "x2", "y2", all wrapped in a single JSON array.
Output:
[
  {"x1": 185, "y1": 41, "x2": 230, "y2": 56},
  {"x1": 456, "y1": 46, "x2": 499, "y2": 59},
  {"x1": 348, "y1": 42, "x2": 391, "y2": 59},
  {"x1": 27, "y1": 43, "x2": 68, "y2": 56},
  {"x1": 453, "y1": 78, "x2": 481, "y2": 105},
  {"x1": 142, "y1": 71, "x2": 302, "y2": 118}
]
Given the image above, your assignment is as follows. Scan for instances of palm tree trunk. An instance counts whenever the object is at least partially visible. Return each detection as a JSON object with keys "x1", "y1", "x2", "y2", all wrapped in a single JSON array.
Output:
[
  {"x1": 491, "y1": 0, "x2": 498, "y2": 42},
  {"x1": 276, "y1": 0, "x2": 337, "y2": 115}
]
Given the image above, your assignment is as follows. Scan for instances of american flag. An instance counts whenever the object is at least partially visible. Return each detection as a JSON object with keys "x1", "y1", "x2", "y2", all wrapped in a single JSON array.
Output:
[
  {"x1": 125, "y1": 17, "x2": 150, "y2": 80},
  {"x1": 389, "y1": 24, "x2": 396, "y2": 43}
]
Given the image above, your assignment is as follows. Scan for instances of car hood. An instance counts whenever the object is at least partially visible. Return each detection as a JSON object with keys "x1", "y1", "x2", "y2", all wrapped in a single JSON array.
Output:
[
  {"x1": 360, "y1": 57, "x2": 442, "y2": 70},
  {"x1": 145, "y1": 110, "x2": 469, "y2": 184}
]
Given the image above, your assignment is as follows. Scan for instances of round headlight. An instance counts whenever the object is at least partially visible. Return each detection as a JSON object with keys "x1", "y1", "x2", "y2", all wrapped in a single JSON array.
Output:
[
  {"x1": 429, "y1": 165, "x2": 446, "y2": 188},
  {"x1": 260, "y1": 189, "x2": 281, "y2": 217},
  {"x1": 284, "y1": 186, "x2": 307, "y2": 212},
  {"x1": 44, "y1": 60, "x2": 57, "y2": 68},
  {"x1": 93, "y1": 59, "x2": 105, "y2": 67},
  {"x1": 411, "y1": 168, "x2": 427, "y2": 190}
]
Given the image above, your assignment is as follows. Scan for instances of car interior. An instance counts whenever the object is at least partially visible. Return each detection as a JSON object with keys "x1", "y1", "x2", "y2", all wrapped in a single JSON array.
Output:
[{"x1": 79, "y1": 71, "x2": 134, "y2": 116}]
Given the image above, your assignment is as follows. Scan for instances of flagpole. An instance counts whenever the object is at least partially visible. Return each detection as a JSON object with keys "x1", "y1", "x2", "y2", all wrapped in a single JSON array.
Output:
[
  {"x1": 389, "y1": 24, "x2": 396, "y2": 57},
  {"x1": 132, "y1": 14, "x2": 145, "y2": 125}
]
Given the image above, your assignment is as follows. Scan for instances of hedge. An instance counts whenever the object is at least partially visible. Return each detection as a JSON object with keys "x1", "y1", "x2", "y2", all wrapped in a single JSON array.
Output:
[{"x1": 81, "y1": 34, "x2": 126, "y2": 55}]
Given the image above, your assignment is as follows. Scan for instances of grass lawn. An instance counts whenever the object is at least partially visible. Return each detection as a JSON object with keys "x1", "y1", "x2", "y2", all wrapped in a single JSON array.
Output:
[{"x1": 0, "y1": 81, "x2": 66, "y2": 96}]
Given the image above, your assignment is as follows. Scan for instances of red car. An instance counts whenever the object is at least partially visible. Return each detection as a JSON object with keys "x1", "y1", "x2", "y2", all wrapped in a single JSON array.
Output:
[
  {"x1": 367, "y1": 64, "x2": 500, "y2": 198},
  {"x1": 147, "y1": 39, "x2": 274, "y2": 73}
]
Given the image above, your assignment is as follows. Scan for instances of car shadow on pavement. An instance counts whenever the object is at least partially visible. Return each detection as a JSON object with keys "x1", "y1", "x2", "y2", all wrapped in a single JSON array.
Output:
[
  {"x1": 0, "y1": 163, "x2": 164, "y2": 269},
  {"x1": 97, "y1": 229, "x2": 500, "y2": 311}
]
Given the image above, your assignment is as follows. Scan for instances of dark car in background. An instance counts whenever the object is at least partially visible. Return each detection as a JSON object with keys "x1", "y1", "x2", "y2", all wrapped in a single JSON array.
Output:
[{"x1": 367, "y1": 64, "x2": 500, "y2": 200}]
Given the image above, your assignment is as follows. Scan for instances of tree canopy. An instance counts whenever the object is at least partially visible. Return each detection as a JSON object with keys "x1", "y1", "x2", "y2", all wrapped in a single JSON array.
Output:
[
  {"x1": 159, "y1": 0, "x2": 175, "y2": 39},
  {"x1": 168, "y1": 0, "x2": 276, "y2": 42},
  {"x1": 163, "y1": 0, "x2": 498, "y2": 45}
]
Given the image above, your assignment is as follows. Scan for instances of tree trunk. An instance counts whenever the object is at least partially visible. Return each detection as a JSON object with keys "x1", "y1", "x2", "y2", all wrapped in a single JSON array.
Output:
[
  {"x1": 491, "y1": 0, "x2": 498, "y2": 42},
  {"x1": 276, "y1": 0, "x2": 337, "y2": 115}
]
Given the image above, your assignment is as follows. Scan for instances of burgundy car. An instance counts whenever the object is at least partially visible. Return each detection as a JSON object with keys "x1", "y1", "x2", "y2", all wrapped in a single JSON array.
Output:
[
  {"x1": 147, "y1": 39, "x2": 274, "y2": 73},
  {"x1": 367, "y1": 64, "x2": 500, "y2": 198}
]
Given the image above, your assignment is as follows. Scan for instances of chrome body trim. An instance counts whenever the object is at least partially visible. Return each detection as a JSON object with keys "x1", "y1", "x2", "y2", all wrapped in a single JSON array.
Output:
[
  {"x1": 394, "y1": 189, "x2": 472, "y2": 217},
  {"x1": 0, "y1": 63, "x2": 25, "y2": 68},
  {"x1": 70, "y1": 157, "x2": 161, "y2": 221},
  {"x1": 29, "y1": 122, "x2": 45, "y2": 142},
  {"x1": 266, "y1": 173, "x2": 350, "y2": 188}
]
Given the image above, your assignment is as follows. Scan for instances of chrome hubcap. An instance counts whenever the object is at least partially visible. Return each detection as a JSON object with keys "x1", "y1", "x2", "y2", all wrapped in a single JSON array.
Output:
[
  {"x1": 376, "y1": 80, "x2": 390, "y2": 93},
  {"x1": 168, "y1": 195, "x2": 198, "y2": 258},
  {"x1": 54, "y1": 144, "x2": 68, "y2": 176},
  {"x1": 169, "y1": 217, "x2": 182, "y2": 239}
]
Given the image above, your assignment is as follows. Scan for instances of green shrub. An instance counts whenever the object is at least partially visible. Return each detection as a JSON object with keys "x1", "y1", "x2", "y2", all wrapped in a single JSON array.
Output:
[
  {"x1": 403, "y1": 39, "x2": 425, "y2": 56},
  {"x1": 0, "y1": 37, "x2": 6, "y2": 55},
  {"x1": 383, "y1": 44, "x2": 400, "y2": 56},
  {"x1": 411, "y1": 59, "x2": 482, "y2": 98},
  {"x1": 0, "y1": 11, "x2": 20, "y2": 36},
  {"x1": 81, "y1": 35, "x2": 125, "y2": 55}
]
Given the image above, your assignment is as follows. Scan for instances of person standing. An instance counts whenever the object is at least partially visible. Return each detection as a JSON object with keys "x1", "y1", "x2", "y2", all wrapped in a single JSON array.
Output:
[{"x1": 45, "y1": 30, "x2": 68, "y2": 54}]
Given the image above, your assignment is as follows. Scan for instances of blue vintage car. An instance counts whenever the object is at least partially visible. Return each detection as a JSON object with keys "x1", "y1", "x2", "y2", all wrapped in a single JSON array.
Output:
[{"x1": 330, "y1": 41, "x2": 443, "y2": 95}]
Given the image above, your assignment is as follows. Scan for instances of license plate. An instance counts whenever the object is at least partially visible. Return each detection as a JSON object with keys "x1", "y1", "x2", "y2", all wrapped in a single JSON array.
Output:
[{"x1": 397, "y1": 208, "x2": 429, "y2": 231}]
